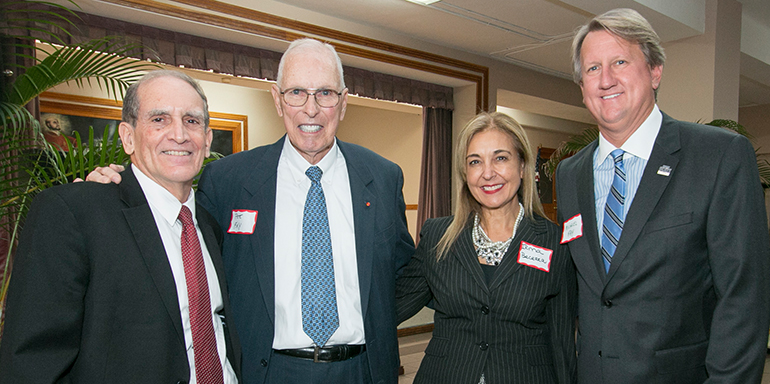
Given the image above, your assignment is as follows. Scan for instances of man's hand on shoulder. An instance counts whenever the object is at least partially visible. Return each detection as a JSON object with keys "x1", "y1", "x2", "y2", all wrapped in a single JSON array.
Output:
[{"x1": 81, "y1": 164, "x2": 125, "y2": 184}]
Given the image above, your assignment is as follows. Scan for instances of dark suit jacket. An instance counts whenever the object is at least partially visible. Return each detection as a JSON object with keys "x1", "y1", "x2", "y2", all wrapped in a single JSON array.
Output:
[
  {"x1": 555, "y1": 113, "x2": 770, "y2": 384},
  {"x1": 0, "y1": 168, "x2": 241, "y2": 384},
  {"x1": 396, "y1": 215, "x2": 577, "y2": 384},
  {"x1": 197, "y1": 136, "x2": 415, "y2": 384}
]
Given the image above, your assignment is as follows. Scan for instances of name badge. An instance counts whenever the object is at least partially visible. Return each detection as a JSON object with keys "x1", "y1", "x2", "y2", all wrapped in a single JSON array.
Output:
[
  {"x1": 518, "y1": 241, "x2": 553, "y2": 272},
  {"x1": 228, "y1": 210, "x2": 258, "y2": 234},
  {"x1": 560, "y1": 214, "x2": 583, "y2": 244}
]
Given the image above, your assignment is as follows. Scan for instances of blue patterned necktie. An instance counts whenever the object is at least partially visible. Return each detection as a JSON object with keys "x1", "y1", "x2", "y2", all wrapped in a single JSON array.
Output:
[
  {"x1": 601, "y1": 149, "x2": 626, "y2": 273},
  {"x1": 301, "y1": 166, "x2": 339, "y2": 347}
]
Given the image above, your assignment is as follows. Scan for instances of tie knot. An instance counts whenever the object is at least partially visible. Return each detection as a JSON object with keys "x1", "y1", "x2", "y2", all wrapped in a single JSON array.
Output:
[
  {"x1": 611, "y1": 149, "x2": 624, "y2": 163},
  {"x1": 306, "y1": 166, "x2": 323, "y2": 183},
  {"x1": 178, "y1": 205, "x2": 194, "y2": 226}
]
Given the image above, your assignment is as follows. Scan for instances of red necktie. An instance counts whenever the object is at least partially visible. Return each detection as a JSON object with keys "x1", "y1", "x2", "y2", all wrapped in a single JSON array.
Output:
[{"x1": 179, "y1": 206, "x2": 224, "y2": 384}]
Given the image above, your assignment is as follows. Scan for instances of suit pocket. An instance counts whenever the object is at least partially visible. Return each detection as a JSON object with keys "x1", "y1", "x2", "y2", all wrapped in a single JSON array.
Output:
[
  {"x1": 525, "y1": 345, "x2": 553, "y2": 366},
  {"x1": 424, "y1": 336, "x2": 449, "y2": 357},
  {"x1": 654, "y1": 340, "x2": 708, "y2": 374},
  {"x1": 645, "y1": 212, "x2": 693, "y2": 234}
]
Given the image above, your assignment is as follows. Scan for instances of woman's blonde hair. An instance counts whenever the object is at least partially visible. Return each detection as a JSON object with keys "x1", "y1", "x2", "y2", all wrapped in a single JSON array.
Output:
[{"x1": 434, "y1": 112, "x2": 546, "y2": 260}]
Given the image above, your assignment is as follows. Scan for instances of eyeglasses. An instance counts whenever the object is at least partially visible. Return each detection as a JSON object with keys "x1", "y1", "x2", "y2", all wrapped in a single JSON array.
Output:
[{"x1": 280, "y1": 88, "x2": 344, "y2": 108}]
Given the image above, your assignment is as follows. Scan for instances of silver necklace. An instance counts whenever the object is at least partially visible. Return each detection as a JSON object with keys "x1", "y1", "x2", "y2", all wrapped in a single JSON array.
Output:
[{"x1": 473, "y1": 203, "x2": 524, "y2": 266}]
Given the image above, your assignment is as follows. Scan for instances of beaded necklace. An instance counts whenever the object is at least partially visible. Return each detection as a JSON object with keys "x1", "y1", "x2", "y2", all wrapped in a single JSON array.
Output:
[{"x1": 472, "y1": 202, "x2": 524, "y2": 266}]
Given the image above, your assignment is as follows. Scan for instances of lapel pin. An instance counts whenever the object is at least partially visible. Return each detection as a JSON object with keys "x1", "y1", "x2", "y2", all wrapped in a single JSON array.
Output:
[
  {"x1": 657, "y1": 165, "x2": 672, "y2": 177},
  {"x1": 366, "y1": 201, "x2": 371, "y2": 207}
]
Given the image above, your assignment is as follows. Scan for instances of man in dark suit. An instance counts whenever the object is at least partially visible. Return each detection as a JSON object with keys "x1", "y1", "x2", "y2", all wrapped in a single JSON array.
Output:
[
  {"x1": 555, "y1": 8, "x2": 770, "y2": 384},
  {"x1": 196, "y1": 38, "x2": 414, "y2": 384},
  {"x1": 0, "y1": 70, "x2": 240, "y2": 383},
  {"x1": 86, "y1": 38, "x2": 413, "y2": 384}
]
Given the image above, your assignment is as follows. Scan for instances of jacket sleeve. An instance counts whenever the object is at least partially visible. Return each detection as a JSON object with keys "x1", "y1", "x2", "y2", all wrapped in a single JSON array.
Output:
[
  {"x1": 395, "y1": 220, "x2": 435, "y2": 324},
  {"x1": 0, "y1": 190, "x2": 88, "y2": 384},
  {"x1": 704, "y1": 134, "x2": 770, "y2": 382},
  {"x1": 546, "y1": 241, "x2": 578, "y2": 384},
  {"x1": 393, "y1": 166, "x2": 416, "y2": 277}
]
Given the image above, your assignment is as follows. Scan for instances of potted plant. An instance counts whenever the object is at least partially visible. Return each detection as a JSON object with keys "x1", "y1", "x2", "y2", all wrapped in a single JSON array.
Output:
[{"x1": 0, "y1": 0, "x2": 157, "y2": 332}]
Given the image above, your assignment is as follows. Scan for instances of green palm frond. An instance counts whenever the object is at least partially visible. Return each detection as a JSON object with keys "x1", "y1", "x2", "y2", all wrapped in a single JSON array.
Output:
[
  {"x1": 542, "y1": 127, "x2": 598, "y2": 180},
  {"x1": 8, "y1": 37, "x2": 151, "y2": 107}
]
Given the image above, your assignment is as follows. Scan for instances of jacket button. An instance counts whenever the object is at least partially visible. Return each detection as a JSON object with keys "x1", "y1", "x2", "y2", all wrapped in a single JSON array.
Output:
[
  {"x1": 481, "y1": 305, "x2": 489, "y2": 315},
  {"x1": 175, "y1": 381, "x2": 188, "y2": 384},
  {"x1": 261, "y1": 359, "x2": 268, "y2": 367},
  {"x1": 603, "y1": 299, "x2": 612, "y2": 308},
  {"x1": 479, "y1": 342, "x2": 488, "y2": 351},
  {"x1": 598, "y1": 350, "x2": 602, "y2": 357}
]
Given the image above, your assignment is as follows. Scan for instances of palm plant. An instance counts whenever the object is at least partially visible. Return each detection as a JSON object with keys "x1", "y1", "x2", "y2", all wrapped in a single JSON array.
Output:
[
  {"x1": 542, "y1": 120, "x2": 770, "y2": 188},
  {"x1": 1, "y1": 0, "x2": 157, "y2": 324}
]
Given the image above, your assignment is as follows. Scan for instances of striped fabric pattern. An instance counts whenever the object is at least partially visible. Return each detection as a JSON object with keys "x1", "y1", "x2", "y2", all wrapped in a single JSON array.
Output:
[{"x1": 396, "y1": 215, "x2": 577, "y2": 384}]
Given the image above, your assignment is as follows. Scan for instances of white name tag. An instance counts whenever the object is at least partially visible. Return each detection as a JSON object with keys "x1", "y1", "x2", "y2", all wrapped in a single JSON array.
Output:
[
  {"x1": 228, "y1": 210, "x2": 258, "y2": 234},
  {"x1": 517, "y1": 241, "x2": 553, "y2": 272},
  {"x1": 560, "y1": 214, "x2": 583, "y2": 244}
]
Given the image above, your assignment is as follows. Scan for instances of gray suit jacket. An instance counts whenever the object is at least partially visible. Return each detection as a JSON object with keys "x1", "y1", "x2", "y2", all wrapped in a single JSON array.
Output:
[
  {"x1": 396, "y1": 215, "x2": 577, "y2": 384},
  {"x1": 555, "y1": 112, "x2": 770, "y2": 384},
  {"x1": 0, "y1": 168, "x2": 241, "y2": 384},
  {"x1": 197, "y1": 135, "x2": 415, "y2": 384}
]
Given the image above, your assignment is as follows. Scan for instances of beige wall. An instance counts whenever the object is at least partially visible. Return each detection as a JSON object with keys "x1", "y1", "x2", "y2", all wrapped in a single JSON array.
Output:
[{"x1": 337, "y1": 102, "x2": 423, "y2": 241}]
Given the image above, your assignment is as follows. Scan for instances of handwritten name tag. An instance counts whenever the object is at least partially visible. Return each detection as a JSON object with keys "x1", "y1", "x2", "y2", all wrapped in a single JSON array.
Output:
[
  {"x1": 228, "y1": 210, "x2": 258, "y2": 234},
  {"x1": 518, "y1": 241, "x2": 553, "y2": 272},
  {"x1": 560, "y1": 214, "x2": 583, "y2": 244}
]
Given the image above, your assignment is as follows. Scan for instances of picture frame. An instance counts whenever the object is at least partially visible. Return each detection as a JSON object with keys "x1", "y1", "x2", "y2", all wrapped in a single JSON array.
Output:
[{"x1": 39, "y1": 92, "x2": 248, "y2": 156}]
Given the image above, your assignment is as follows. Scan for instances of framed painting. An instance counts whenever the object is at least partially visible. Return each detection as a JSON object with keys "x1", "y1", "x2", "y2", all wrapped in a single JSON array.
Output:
[{"x1": 39, "y1": 92, "x2": 248, "y2": 156}]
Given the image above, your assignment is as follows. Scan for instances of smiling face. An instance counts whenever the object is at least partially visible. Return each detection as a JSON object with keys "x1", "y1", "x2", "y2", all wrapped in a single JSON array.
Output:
[
  {"x1": 579, "y1": 30, "x2": 662, "y2": 146},
  {"x1": 119, "y1": 75, "x2": 212, "y2": 202},
  {"x1": 465, "y1": 128, "x2": 524, "y2": 217},
  {"x1": 271, "y1": 47, "x2": 348, "y2": 165}
]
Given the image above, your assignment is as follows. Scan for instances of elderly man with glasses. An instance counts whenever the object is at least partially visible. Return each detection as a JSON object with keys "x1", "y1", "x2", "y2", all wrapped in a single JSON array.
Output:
[{"x1": 196, "y1": 38, "x2": 415, "y2": 384}]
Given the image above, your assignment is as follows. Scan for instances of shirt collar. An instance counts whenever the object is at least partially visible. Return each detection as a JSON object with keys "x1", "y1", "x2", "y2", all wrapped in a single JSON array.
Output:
[
  {"x1": 282, "y1": 136, "x2": 339, "y2": 184},
  {"x1": 597, "y1": 104, "x2": 662, "y2": 163},
  {"x1": 132, "y1": 164, "x2": 196, "y2": 227}
]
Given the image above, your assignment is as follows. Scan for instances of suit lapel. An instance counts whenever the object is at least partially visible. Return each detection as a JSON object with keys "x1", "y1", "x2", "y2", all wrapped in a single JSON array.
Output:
[
  {"x1": 606, "y1": 114, "x2": 680, "y2": 281},
  {"x1": 120, "y1": 169, "x2": 185, "y2": 345},
  {"x1": 452, "y1": 222, "x2": 489, "y2": 294},
  {"x1": 241, "y1": 137, "x2": 284, "y2": 325},
  {"x1": 573, "y1": 142, "x2": 607, "y2": 289},
  {"x1": 487, "y1": 217, "x2": 536, "y2": 292},
  {"x1": 339, "y1": 141, "x2": 376, "y2": 319}
]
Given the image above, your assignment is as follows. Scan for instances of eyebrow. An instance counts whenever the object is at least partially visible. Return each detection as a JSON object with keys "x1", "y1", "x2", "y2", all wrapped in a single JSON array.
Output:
[{"x1": 145, "y1": 109, "x2": 204, "y2": 120}]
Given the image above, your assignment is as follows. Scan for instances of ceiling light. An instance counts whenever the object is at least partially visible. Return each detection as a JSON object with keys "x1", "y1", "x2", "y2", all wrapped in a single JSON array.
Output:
[{"x1": 405, "y1": 0, "x2": 441, "y2": 5}]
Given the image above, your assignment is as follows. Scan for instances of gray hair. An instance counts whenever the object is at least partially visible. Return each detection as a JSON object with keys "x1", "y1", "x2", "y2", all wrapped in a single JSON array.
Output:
[
  {"x1": 122, "y1": 70, "x2": 210, "y2": 128},
  {"x1": 275, "y1": 38, "x2": 346, "y2": 90},
  {"x1": 571, "y1": 8, "x2": 665, "y2": 86}
]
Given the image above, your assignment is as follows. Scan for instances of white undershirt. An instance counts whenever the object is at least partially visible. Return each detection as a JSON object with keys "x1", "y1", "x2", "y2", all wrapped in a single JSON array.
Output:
[
  {"x1": 272, "y1": 138, "x2": 365, "y2": 349},
  {"x1": 133, "y1": 165, "x2": 237, "y2": 384}
]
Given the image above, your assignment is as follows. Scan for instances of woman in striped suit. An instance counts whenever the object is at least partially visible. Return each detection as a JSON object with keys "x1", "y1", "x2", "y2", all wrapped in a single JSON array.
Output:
[{"x1": 396, "y1": 112, "x2": 577, "y2": 383}]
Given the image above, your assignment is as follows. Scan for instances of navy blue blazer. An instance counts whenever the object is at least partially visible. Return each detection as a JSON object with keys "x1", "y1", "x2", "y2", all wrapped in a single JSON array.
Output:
[
  {"x1": 555, "y1": 113, "x2": 770, "y2": 384},
  {"x1": 197, "y1": 136, "x2": 415, "y2": 384}
]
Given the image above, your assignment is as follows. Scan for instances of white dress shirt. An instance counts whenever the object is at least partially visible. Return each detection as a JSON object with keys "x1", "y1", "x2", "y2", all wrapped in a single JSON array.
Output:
[
  {"x1": 272, "y1": 138, "x2": 365, "y2": 349},
  {"x1": 593, "y1": 105, "x2": 662, "y2": 236},
  {"x1": 133, "y1": 165, "x2": 237, "y2": 384}
]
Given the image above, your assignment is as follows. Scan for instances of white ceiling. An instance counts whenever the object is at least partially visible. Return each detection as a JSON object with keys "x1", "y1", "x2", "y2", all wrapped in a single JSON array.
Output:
[{"x1": 56, "y1": 0, "x2": 770, "y2": 108}]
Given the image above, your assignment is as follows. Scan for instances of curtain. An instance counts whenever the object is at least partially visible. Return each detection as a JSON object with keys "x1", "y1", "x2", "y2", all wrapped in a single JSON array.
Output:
[
  {"x1": 27, "y1": 5, "x2": 453, "y2": 109},
  {"x1": 415, "y1": 107, "x2": 453, "y2": 242}
]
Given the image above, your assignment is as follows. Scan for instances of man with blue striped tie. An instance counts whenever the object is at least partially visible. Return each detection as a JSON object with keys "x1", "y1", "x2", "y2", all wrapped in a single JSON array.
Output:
[{"x1": 555, "y1": 8, "x2": 770, "y2": 384}]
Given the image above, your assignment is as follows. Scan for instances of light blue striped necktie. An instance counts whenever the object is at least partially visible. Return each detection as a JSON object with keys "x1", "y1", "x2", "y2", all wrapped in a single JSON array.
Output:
[
  {"x1": 301, "y1": 166, "x2": 339, "y2": 347},
  {"x1": 601, "y1": 149, "x2": 626, "y2": 273}
]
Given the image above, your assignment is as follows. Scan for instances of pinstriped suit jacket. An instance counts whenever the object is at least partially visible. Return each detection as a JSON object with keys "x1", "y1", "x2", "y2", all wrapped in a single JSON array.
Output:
[{"x1": 396, "y1": 215, "x2": 577, "y2": 384}]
